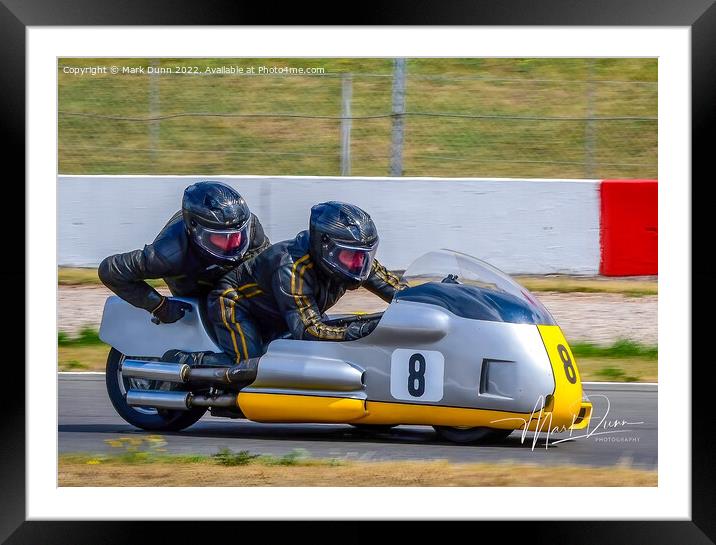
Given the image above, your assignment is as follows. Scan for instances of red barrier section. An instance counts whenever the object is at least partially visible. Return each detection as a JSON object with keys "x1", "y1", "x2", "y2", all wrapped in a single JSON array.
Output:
[{"x1": 600, "y1": 179, "x2": 658, "y2": 276}]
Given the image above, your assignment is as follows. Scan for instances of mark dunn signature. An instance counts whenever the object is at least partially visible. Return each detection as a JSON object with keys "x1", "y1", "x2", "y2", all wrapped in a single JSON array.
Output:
[{"x1": 490, "y1": 394, "x2": 644, "y2": 450}]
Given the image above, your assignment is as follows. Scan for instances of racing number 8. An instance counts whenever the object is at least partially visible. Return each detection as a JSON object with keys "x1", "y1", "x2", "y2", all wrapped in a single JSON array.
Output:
[
  {"x1": 558, "y1": 344, "x2": 577, "y2": 384},
  {"x1": 391, "y1": 348, "x2": 444, "y2": 402},
  {"x1": 407, "y1": 353, "x2": 426, "y2": 397}
]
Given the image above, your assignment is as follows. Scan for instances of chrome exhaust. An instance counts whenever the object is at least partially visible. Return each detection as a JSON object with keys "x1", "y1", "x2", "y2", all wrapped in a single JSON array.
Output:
[
  {"x1": 122, "y1": 360, "x2": 188, "y2": 382},
  {"x1": 126, "y1": 389, "x2": 190, "y2": 410},
  {"x1": 122, "y1": 364, "x2": 241, "y2": 384},
  {"x1": 126, "y1": 389, "x2": 237, "y2": 410},
  {"x1": 121, "y1": 358, "x2": 258, "y2": 386}
]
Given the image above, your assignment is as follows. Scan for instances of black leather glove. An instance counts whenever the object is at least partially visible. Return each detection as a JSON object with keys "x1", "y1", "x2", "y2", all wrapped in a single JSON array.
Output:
[
  {"x1": 345, "y1": 318, "x2": 380, "y2": 340},
  {"x1": 151, "y1": 297, "x2": 193, "y2": 324}
]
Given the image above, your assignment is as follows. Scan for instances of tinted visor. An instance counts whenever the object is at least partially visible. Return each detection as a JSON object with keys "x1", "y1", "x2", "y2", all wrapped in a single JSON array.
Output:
[
  {"x1": 194, "y1": 221, "x2": 251, "y2": 261},
  {"x1": 322, "y1": 239, "x2": 377, "y2": 282}
]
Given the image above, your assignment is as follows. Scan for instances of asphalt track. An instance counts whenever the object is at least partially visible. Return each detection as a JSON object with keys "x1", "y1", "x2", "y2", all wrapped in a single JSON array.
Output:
[{"x1": 59, "y1": 374, "x2": 657, "y2": 469}]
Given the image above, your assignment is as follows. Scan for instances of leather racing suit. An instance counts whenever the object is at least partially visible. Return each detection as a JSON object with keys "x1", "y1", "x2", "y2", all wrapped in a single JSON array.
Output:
[
  {"x1": 207, "y1": 230, "x2": 407, "y2": 363},
  {"x1": 98, "y1": 211, "x2": 270, "y2": 312}
]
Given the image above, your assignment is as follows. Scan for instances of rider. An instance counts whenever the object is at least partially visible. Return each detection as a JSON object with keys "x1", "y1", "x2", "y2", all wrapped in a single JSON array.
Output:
[
  {"x1": 203, "y1": 201, "x2": 408, "y2": 365},
  {"x1": 98, "y1": 181, "x2": 270, "y2": 324}
]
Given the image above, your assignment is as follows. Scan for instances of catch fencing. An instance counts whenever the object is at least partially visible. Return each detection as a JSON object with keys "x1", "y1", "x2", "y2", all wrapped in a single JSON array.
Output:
[{"x1": 58, "y1": 58, "x2": 657, "y2": 180}]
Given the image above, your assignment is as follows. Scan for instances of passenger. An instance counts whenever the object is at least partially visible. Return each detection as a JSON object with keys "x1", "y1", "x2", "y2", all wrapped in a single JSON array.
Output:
[
  {"x1": 98, "y1": 181, "x2": 270, "y2": 325},
  {"x1": 178, "y1": 201, "x2": 407, "y2": 367}
]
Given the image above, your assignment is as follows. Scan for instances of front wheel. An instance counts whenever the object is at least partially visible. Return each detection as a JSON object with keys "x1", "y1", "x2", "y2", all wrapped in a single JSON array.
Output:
[
  {"x1": 105, "y1": 347, "x2": 207, "y2": 432},
  {"x1": 433, "y1": 426, "x2": 513, "y2": 444},
  {"x1": 349, "y1": 424, "x2": 397, "y2": 433}
]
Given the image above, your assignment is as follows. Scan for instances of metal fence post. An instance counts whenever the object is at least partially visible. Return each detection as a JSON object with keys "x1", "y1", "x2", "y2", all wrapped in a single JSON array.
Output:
[
  {"x1": 149, "y1": 59, "x2": 161, "y2": 168},
  {"x1": 390, "y1": 58, "x2": 407, "y2": 176},
  {"x1": 584, "y1": 59, "x2": 597, "y2": 178},
  {"x1": 340, "y1": 73, "x2": 353, "y2": 176}
]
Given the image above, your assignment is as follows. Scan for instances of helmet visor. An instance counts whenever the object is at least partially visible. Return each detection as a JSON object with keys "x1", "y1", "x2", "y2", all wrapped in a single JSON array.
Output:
[
  {"x1": 193, "y1": 220, "x2": 251, "y2": 261},
  {"x1": 322, "y1": 239, "x2": 378, "y2": 282}
]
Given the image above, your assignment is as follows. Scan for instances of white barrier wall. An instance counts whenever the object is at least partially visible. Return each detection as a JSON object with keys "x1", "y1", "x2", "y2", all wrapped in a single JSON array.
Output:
[{"x1": 58, "y1": 175, "x2": 601, "y2": 274}]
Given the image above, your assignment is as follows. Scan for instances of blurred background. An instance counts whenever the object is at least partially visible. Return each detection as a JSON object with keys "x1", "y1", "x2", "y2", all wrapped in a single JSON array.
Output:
[{"x1": 58, "y1": 58, "x2": 657, "y2": 179}]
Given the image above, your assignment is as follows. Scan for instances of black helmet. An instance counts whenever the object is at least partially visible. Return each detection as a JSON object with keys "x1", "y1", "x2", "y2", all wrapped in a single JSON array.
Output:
[
  {"x1": 309, "y1": 201, "x2": 379, "y2": 287},
  {"x1": 182, "y1": 181, "x2": 252, "y2": 264}
]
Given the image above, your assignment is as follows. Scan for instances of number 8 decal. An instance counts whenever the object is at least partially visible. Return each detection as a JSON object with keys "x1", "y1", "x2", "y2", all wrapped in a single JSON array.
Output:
[
  {"x1": 407, "y1": 353, "x2": 426, "y2": 397},
  {"x1": 557, "y1": 344, "x2": 577, "y2": 384},
  {"x1": 390, "y1": 349, "x2": 444, "y2": 402}
]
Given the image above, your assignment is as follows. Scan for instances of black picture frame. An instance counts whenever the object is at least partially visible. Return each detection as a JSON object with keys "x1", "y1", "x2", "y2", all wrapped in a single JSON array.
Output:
[{"x1": 4, "y1": 1, "x2": 711, "y2": 542}]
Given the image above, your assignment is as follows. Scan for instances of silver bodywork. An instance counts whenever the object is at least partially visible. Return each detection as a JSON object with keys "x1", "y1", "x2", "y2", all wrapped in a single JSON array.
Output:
[
  {"x1": 99, "y1": 296, "x2": 221, "y2": 356},
  {"x1": 100, "y1": 296, "x2": 556, "y2": 414},
  {"x1": 242, "y1": 299, "x2": 554, "y2": 413}
]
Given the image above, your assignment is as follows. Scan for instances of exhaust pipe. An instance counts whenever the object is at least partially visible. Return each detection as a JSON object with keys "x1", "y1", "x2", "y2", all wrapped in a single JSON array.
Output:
[
  {"x1": 190, "y1": 393, "x2": 237, "y2": 408},
  {"x1": 186, "y1": 367, "x2": 233, "y2": 383},
  {"x1": 126, "y1": 389, "x2": 237, "y2": 410},
  {"x1": 121, "y1": 358, "x2": 259, "y2": 386},
  {"x1": 122, "y1": 360, "x2": 188, "y2": 382},
  {"x1": 187, "y1": 359, "x2": 258, "y2": 384},
  {"x1": 126, "y1": 389, "x2": 190, "y2": 410}
]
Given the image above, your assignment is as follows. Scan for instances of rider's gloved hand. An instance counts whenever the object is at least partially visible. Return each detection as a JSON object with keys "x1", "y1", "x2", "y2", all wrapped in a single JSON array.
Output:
[
  {"x1": 151, "y1": 297, "x2": 192, "y2": 324},
  {"x1": 345, "y1": 318, "x2": 380, "y2": 340}
]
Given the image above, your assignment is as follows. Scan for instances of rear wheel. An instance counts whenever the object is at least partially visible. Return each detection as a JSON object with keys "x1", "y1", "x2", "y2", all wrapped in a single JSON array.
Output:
[
  {"x1": 105, "y1": 347, "x2": 207, "y2": 431},
  {"x1": 434, "y1": 426, "x2": 513, "y2": 444}
]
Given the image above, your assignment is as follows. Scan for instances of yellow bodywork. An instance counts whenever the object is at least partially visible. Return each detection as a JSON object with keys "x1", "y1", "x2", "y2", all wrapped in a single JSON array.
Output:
[
  {"x1": 237, "y1": 325, "x2": 592, "y2": 432},
  {"x1": 536, "y1": 325, "x2": 592, "y2": 431},
  {"x1": 237, "y1": 392, "x2": 366, "y2": 423}
]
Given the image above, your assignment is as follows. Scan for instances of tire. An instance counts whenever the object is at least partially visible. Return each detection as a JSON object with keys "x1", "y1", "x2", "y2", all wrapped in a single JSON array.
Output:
[
  {"x1": 105, "y1": 347, "x2": 207, "y2": 432},
  {"x1": 350, "y1": 424, "x2": 397, "y2": 433},
  {"x1": 433, "y1": 426, "x2": 513, "y2": 444}
]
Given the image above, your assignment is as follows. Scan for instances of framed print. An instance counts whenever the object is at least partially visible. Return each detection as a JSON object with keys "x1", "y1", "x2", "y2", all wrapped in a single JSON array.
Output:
[{"x1": 4, "y1": 0, "x2": 712, "y2": 542}]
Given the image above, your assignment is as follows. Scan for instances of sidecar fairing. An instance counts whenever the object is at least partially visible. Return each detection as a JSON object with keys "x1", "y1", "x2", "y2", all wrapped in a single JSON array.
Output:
[
  {"x1": 237, "y1": 250, "x2": 593, "y2": 434},
  {"x1": 99, "y1": 295, "x2": 222, "y2": 358}
]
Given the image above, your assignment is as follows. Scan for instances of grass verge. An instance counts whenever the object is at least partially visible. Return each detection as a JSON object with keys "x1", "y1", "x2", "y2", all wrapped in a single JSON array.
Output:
[
  {"x1": 58, "y1": 327, "x2": 109, "y2": 371},
  {"x1": 59, "y1": 344, "x2": 109, "y2": 371},
  {"x1": 59, "y1": 451, "x2": 656, "y2": 487},
  {"x1": 575, "y1": 357, "x2": 657, "y2": 383},
  {"x1": 515, "y1": 276, "x2": 657, "y2": 297},
  {"x1": 58, "y1": 327, "x2": 103, "y2": 346},
  {"x1": 571, "y1": 340, "x2": 657, "y2": 382},
  {"x1": 59, "y1": 267, "x2": 167, "y2": 288},
  {"x1": 572, "y1": 340, "x2": 657, "y2": 360}
]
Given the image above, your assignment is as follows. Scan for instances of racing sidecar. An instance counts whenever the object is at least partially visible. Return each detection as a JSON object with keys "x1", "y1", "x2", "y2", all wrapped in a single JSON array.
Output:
[{"x1": 99, "y1": 249, "x2": 593, "y2": 444}]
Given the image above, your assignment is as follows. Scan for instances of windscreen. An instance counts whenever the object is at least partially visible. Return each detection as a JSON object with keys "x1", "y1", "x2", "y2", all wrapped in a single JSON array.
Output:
[{"x1": 400, "y1": 249, "x2": 555, "y2": 325}]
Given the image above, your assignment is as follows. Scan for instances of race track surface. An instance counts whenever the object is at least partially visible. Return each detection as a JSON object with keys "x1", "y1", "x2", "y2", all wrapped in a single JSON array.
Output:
[{"x1": 59, "y1": 374, "x2": 657, "y2": 469}]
